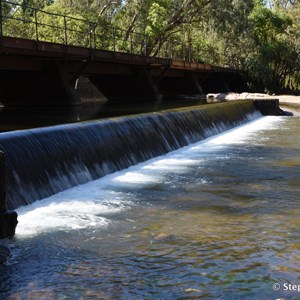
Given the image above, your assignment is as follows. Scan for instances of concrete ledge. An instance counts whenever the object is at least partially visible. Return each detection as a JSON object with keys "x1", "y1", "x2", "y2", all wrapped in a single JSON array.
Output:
[
  {"x1": 252, "y1": 99, "x2": 283, "y2": 115},
  {"x1": 207, "y1": 93, "x2": 295, "y2": 115},
  {"x1": 0, "y1": 151, "x2": 18, "y2": 239}
]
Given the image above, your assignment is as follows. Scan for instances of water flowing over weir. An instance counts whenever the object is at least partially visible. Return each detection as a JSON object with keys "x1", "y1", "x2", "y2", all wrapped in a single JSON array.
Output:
[{"x1": 0, "y1": 101, "x2": 261, "y2": 210}]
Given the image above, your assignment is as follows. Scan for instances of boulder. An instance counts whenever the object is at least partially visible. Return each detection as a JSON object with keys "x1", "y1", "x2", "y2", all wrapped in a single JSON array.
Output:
[{"x1": 0, "y1": 210, "x2": 18, "y2": 239}]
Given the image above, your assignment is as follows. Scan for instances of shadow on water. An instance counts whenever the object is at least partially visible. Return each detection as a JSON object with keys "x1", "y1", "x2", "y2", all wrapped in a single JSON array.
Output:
[{"x1": 0, "y1": 99, "x2": 203, "y2": 132}]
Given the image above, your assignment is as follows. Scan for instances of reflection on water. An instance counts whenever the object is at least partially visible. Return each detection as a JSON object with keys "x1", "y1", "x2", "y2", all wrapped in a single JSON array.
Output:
[
  {"x1": 0, "y1": 100, "x2": 202, "y2": 132},
  {"x1": 1, "y1": 116, "x2": 300, "y2": 299}
]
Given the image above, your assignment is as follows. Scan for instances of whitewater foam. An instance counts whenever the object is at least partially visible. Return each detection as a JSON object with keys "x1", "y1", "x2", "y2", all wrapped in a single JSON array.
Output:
[{"x1": 16, "y1": 115, "x2": 283, "y2": 237}]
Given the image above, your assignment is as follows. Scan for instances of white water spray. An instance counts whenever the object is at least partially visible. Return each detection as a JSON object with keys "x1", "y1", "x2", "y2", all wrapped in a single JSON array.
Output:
[{"x1": 16, "y1": 116, "x2": 283, "y2": 237}]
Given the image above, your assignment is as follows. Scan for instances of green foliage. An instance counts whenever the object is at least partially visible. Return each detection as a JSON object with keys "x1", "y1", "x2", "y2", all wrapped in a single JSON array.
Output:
[
  {"x1": 145, "y1": 2, "x2": 169, "y2": 36},
  {"x1": 2, "y1": 2, "x2": 36, "y2": 39},
  {"x1": 245, "y1": 1, "x2": 299, "y2": 92},
  {"x1": 35, "y1": 3, "x2": 90, "y2": 46},
  {"x1": 249, "y1": 1, "x2": 292, "y2": 43}
]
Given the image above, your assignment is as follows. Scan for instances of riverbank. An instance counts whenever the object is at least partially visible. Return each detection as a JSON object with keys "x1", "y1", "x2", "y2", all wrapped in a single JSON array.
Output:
[
  {"x1": 207, "y1": 93, "x2": 300, "y2": 113},
  {"x1": 277, "y1": 95, "x2": 300, "y2": 113}
]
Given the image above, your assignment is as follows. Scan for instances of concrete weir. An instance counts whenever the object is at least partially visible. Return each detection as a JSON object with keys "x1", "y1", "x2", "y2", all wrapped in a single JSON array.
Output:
[{"x1": 0, "y1": 101, "x2": 260, "y2": 211}]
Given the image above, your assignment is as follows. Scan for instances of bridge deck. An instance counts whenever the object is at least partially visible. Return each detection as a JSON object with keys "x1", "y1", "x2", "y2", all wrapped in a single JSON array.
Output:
[
  {"x1": 0, "y1": 37, "x2": 245, "y2": 106},
  {"x1": 0, "y1": 36, "x2": 228, "y2": 73}
]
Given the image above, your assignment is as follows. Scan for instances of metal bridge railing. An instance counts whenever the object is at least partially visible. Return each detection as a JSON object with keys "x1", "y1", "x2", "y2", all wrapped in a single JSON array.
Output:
[{"x1": 0, "y1": 0, "x2": 206, "y2": 63}]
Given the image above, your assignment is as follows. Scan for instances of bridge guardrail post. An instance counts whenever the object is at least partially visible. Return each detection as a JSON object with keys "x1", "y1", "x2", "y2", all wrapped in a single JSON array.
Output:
[
  {"x1": 0, "y1": 0, "x2": 3, "y2": 43},
  {"x1": 34, "y1": 8, "x2": 39, "y2": 47},
  {"x1": 144, "y1": 34, "x2": 148, "y2": 58},
  {"x1": 64, "y1": 16, "x2": 68, "y2": 47},
  {"x1": 158, "y1": 38, "x2": 161, "y2": 58},
  {"x1": 93, "y1": 23, "x2": 96, "y2": 51},
  {"x1": 144, "y1": 34, "x2": 148, "y2": 63},
  {"x1": 112, "y1": 27, "x2": 116, "y2": 52},
  {"x1": 89, "y1": 22, "x2": 94, "y2": 59},
  {"x1": 0, "y1": 0, "x2": 3, "y2": 45},
  {"x1": 89, "y1": 22, "x2": 92, "y2": 48}
]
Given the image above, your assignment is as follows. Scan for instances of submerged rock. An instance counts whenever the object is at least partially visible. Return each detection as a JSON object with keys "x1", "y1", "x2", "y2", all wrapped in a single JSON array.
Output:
[
  {"x1": 0, "y1": 244, "x2": 10, "y2": 265},
  {"x1": 151, "y1": 233, "x2": 182, "y2": 244}
]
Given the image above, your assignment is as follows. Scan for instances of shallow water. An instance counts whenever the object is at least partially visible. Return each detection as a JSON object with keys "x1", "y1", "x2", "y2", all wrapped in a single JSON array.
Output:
[{"x1": 1, "y1": 115, "x2": 300, "y2": 299}]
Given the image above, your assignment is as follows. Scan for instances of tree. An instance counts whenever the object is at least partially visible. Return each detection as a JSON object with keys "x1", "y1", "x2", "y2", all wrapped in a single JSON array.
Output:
[
  {"x1": 265, "y1": 0, "x2": 299, "y2": 9},
  {"x1": 194, "y1": 0, "x2": 255, "y2": 67},
  {"x1": 245, "y1": 0, "x2": 300, "y2": 93}
]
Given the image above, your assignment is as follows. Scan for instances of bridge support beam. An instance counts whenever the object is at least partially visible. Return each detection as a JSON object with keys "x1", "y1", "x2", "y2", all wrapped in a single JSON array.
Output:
[
  {"x1": 141, "y1": 69, "x2": 163, "y2": 103},
  {"x1": 74, "y1": 76, "x2": 107, "y2": 103}
]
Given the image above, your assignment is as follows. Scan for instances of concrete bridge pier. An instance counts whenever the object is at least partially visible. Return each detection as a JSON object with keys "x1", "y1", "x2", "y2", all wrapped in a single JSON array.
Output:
[
  {"x1": 157, "y1": 72, "x2": 206, "y2": 101},
  {"x1": 198, "y1": 72, "x2": 230, "y2": 94},
  {"x1": 88, "y1": 69, "x2": 163, "y2": 104},
  {"x1": 199, "y1": 72, "x2": 247, "y2": 94},
  {"x1": 0, "y1": 60, "x2": 81, "y2": 106},
  {"x1": 226, "y1": 73, "x2": 247, "y2": 92}
]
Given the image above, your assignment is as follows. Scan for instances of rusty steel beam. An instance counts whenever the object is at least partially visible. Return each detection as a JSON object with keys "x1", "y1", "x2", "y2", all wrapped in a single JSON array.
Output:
[{"x1": 0, "y1": 36, "x2": 242, "y2": 75}]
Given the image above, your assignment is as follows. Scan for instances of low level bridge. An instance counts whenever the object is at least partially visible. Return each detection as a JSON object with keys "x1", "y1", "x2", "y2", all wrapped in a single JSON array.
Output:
[{"x1": 0, "y1": 0, "x2": 246, "y2": 105}]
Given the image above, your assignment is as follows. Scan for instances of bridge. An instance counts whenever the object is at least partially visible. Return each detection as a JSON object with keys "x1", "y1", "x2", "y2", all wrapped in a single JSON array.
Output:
[{"x1": 0, "y1": 0, "x2": 246, "y2": 106}]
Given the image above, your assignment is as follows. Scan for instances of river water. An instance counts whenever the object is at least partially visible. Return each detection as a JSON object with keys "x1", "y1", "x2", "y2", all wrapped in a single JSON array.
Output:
[{"x1": 1, "y1": 114, "x2": 300, "y2": 299}]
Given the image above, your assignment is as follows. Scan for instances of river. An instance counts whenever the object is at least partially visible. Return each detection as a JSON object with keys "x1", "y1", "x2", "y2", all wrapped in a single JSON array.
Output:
[{"x1": 1, "y1": 113, "x2": 300, "y2": 299}]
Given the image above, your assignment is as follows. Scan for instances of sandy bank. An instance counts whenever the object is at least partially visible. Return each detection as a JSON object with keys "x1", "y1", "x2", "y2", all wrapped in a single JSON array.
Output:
[{"x1": 207, "y1": 93, "x2": 300, "y2": 113}]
